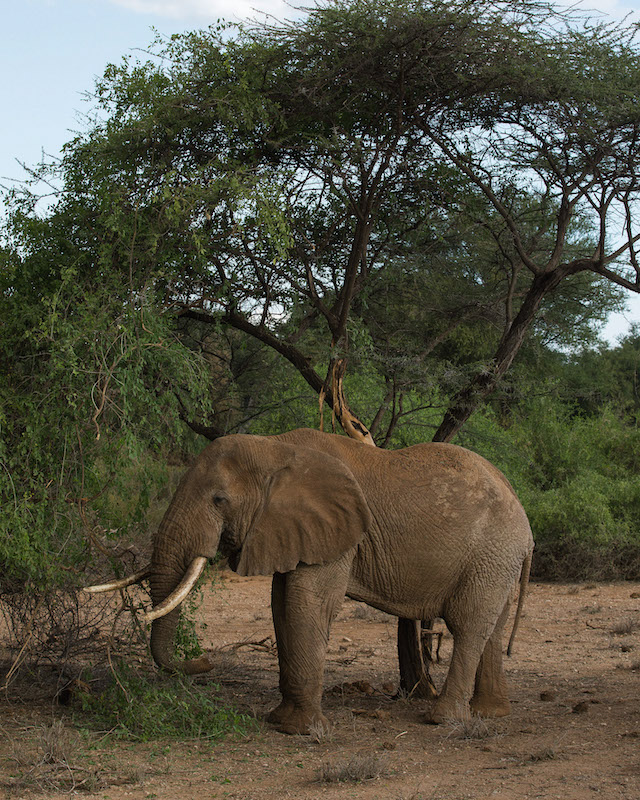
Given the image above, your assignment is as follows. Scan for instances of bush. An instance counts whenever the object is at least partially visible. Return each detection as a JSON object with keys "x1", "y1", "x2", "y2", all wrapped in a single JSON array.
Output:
[
  {"x1": 526, "y1": 471, "x2": 640, "y2": 580},
  {"x1": 81, "y1": 664, "x2": 255, "y2": 741},
  {"x1": 465, "y1": 400, "x2": 640, "y2": 581}
]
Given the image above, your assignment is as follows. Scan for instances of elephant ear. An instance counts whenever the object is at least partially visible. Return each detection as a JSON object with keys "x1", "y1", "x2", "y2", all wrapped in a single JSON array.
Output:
[{"x1": 235, "y1": 443, "x2": 371, "y2": 577}]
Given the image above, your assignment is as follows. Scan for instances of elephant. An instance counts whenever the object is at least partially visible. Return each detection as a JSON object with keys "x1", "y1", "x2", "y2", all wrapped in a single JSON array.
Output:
[{"x1": 85, "y1": 427, "x2": 533, "y2": 735}]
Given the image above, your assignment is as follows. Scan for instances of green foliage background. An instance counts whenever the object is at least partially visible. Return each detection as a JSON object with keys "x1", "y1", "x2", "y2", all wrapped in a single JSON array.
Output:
[
  {"x1": 0, "y1": 213, "x2": 213, "y2": 590},
  {"x1": 247, "y1": 338, "x2": 640, "y2": 582},
  {"x1": 2, "y1": 0, "x2": 640, "y2": 631}
]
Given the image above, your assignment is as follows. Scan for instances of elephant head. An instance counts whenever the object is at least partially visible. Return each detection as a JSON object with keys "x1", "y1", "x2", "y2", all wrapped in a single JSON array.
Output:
[{"x1": 85, "y1": 434, "x2": 371, "y2": 674}]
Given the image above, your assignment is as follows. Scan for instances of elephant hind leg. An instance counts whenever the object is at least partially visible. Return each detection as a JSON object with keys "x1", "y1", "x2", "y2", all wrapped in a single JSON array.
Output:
[
  {"x1": 425, "y1": 586, "x2": 514, "y2": 724},
  {"x1": 424, "y1": 630, "x2": 488, "y2": 724},
  {"x1": 470, "y1": 601, "x2": 511, "y2": 719}
]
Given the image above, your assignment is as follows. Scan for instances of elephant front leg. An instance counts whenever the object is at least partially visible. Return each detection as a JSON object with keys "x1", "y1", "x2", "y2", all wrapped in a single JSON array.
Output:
[
  {"x1": 268, "y1": 556, "x2": 351, "y2": 735},
  {"x1": 268, "y1": 572, "x2": 307, "y2": 732}
]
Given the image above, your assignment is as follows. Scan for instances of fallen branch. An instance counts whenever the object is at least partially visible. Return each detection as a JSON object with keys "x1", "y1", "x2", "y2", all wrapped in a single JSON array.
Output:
[{"x1": 217, "y1": 636, "x2": 275, "y2": 653}]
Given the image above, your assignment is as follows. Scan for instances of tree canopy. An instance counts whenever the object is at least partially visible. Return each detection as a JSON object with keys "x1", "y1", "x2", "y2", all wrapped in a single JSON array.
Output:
[
  {"x1": 42, "y1": 0, "x2": 638, "y2": 441},
  {"x1": 2, "y1": 0, "x2": 640, "y2": 632}
]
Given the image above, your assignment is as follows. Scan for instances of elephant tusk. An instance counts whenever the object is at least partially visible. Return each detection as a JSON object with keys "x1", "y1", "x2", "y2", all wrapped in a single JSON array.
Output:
[
  {"x1": 83, "y1": 566, "x2": 152, "y2": 593},
  {"x1": 144, "y1": 556, "x2": 208, "y2": 622}
]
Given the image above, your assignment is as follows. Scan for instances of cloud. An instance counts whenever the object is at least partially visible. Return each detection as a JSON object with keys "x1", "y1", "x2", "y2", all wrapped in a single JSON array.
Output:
[
  {"x1": 570, "y1": 0, "x2": 640, "y2": 19},
  {"x1": 109, "y1": 0, "x2": 293, "y2": 23},
  {"x1": 111, "y1": 0, "x2": 640, "y2": 24}
]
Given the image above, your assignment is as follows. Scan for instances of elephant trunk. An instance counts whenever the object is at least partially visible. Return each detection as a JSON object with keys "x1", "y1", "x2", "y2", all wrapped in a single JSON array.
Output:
[
  {"x1": 149, "y1": 608, "x2": 215, "y2": 675},
  {"x1": 149, "y1": 607, "x2": 181, "y2": 670},
  {"x1": 148, "y1": 511, "x2": 219, "y2": 675}
]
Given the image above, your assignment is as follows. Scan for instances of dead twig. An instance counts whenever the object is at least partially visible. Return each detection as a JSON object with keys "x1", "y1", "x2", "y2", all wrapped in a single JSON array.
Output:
[
  {"x1": 218, "y1": 636, "x2": 275, "y2": 653},
  {"x1": 1, "y1": 597, "x2": 44, "y2": 692},
  {"x1": 421, "y1": 627, "x2": 444, "y2": 663}
]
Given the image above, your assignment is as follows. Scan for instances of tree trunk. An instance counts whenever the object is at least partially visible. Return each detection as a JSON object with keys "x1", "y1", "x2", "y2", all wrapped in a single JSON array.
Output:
[
  {"x1": 398, "y1": 267, "x2": 571, "y2": 694},
  {"x1": 397, "y1": 618, "x2": 438, "y2": 698},
  {"x1": 433, "y1": 268, "x2": 567, "y2": 443}
]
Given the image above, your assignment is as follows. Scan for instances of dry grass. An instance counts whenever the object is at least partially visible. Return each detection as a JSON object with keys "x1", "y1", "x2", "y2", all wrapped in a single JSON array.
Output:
[
  {"x1": 316, "y1": 752, "x2": 388, "y2": 783},
  {"x1": 610, "y1": 617, "x2": 640, "y2": 636},
  {"x1": 581, "y1": 604, "x2": 603, "y2": 615},
  {"x1": 308, "y1": 718, "x2": 335, "y2": 744},
  {"x1": 522, "y1": 746, "x2": 560, "y2": 764},
  {"x1": 6, "y1": 719, "x2": 106, "y2": 794},
  {"x1": 441, "y1": 708, "x2": 506, "y2": 742}
]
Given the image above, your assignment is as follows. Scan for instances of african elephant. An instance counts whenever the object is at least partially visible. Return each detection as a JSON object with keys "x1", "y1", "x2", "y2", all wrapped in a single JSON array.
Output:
[{"x1": 86, "y1": 428, "x2": 533, "y2": 735}]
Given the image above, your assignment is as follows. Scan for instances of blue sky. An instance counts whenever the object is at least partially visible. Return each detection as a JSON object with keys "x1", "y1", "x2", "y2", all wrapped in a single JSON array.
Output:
[
  {"x1": 0, "y1": 0, "x2": 291, "y2": 188},
  {"x1": 3, "y1": 0, "x2": 640, "y2": 342}
]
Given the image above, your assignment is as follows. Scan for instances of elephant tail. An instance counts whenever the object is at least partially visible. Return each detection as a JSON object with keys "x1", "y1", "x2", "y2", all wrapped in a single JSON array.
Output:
[{"x1": 507, "y1": 545, "x2": 534, "y2": 657}]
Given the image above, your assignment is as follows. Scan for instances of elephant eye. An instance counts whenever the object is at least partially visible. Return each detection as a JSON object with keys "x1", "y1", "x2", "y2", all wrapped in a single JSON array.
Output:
[{"x1": 213, "y1": 494, "x2": 228, "y2": 507}]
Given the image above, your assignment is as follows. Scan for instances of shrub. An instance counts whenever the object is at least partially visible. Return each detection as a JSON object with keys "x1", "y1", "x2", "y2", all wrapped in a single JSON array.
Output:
[
  {"x1": 81, "y1": 664, "x2": 255, "y2": 741},
  {"x1": 316, "y1": 753, "x2": 388, "y2": 783},
  {"x1": 468, "y1": 400, "x2": 640, "y2": 580}
]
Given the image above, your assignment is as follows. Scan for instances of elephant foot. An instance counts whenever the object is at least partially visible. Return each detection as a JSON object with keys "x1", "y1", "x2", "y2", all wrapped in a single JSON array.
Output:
[
  {"x1": 470, "y1": 696, "x2": 511, "y2": 718},
  {"x1": 423, "y1": 707, "x2": 448, "y2": 725},
  {"x1": 267, "y1": 702, "x2": 329, "y2": 735},
  {"x1": 266, "y1": 699, "x2": 294, "y2": 725},
  {"x1": 423, "y1": 698, "x2": 469, "y2": 725},
  {"x1": 424, "y1": 695, "x2": 511, "y2": 724}
]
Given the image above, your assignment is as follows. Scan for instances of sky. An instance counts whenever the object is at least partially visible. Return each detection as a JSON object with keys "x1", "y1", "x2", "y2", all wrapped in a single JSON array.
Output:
[{"x1": 2, "y1": 0, "x2": 640, "y2": 343}]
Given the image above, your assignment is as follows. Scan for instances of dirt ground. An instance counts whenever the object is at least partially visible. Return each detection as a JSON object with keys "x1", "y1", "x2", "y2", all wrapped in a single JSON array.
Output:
[{"x1": 2, "y1": 574, "x2": 640, "y2": 800}]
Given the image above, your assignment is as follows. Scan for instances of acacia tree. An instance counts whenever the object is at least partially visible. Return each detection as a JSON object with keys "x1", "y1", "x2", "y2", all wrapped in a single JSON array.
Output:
[
  {"x1": 33, "y1": 2, "x2": 621, "y2": 444},
  {"x1": 14, "y1": 0, "x2": 636, "y2": 462},
  {"x1": 70, "y1": 1, "x2": 624, "y2": 436},
  {"x1": 4, "y1": 0, "x2": 640, "y2": 684},
  {"x1": 421, "y1": 24, "x2": 640, "y2": 441},
  {"x1": 251, "y1": 0, "x2": 640, "y2": 440}
]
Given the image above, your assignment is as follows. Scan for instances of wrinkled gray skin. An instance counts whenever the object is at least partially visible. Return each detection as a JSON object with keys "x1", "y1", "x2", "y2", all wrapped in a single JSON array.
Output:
[{"x1": 149, "y1": 428, "x2": 533, "y2": 735}]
